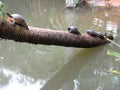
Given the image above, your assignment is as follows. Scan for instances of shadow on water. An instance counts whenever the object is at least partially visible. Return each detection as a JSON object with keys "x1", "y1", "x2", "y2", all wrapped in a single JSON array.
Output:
[{"x1": 41, "y1": 46, "x2": 105, "y2": 90}]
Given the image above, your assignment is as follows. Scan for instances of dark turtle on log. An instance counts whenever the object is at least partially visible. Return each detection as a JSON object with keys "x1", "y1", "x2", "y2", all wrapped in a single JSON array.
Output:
[
  {"x1": 67, "y1": 26, "x2": 81, "y2": 35},
  {"x1": 6, "y1": 13, "x2": 29, "y2": 30},
  {"x1": 96, "y1": 32, "x2": 105, "y2": 39},
  {"x1": 86, "y1": 29, "x2": 105, "y2": 39},
  {"x1": 104, "y1": 33, "x2": 114, "y2": 40},
  {"x1": 86, "y1": 29, "x2": 98, "y2": 37}
]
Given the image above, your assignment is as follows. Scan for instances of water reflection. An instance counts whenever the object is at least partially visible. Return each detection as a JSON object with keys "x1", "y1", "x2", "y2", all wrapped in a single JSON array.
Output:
[
  {"x1": 106, "y1": 21, "x2": 118, "y2": 37},
  {"x1": 93, "y1": 18, "x2": 104, "y2": 27},
  {"x1": 41, "y1": 47, "x2": 107, "y2": 90},
  {"x1": 0, "y1": 68, "x2": 45, "y2": 90},
  {"x1": 93, "y1": 18, "x2": 118, "y2": 37},
  {"x1": 58, "y1": 49, "x2": 120, "y2": 90}
]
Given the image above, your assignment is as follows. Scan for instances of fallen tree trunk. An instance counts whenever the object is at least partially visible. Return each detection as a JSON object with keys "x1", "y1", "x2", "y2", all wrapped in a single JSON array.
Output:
[{"x1": 0, "y1": 19, "x2": 112, "y2": 48}]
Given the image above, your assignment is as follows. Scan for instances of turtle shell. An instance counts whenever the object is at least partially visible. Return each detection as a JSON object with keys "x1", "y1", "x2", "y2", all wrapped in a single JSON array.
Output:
[
  {"x1": 104, "y1": 33, "x2": 114, "y2": 40},
  {"x1": 96, "y1": 32, "x2": 105, "y2": 39},
  {"x1": 7, "y1": 13, "x2": 29, "y2": 30},
  {"x1": 67, "y1": 26, "x2": 80, "y2": 35},
  {"x1": 86, "y1": 29, "x2": 98, "y2": 37}
]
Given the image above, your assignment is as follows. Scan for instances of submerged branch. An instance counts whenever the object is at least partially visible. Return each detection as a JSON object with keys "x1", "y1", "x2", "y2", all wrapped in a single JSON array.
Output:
[{"x1": 0, "y1": 18, "x2": 113, "y2": 48}]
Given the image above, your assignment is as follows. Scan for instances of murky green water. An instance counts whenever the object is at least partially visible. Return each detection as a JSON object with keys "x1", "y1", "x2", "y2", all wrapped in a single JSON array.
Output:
[{"x1": 0, "y1": 0, "x2": 120, "y2": 90}]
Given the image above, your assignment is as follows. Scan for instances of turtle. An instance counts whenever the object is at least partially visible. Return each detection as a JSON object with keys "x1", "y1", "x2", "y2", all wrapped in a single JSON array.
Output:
[
  {"x1": 104, "y1": 33, "x2": 114, "y2": 40},
  {"x1": 6, "y1": 13, "x2": 29, "y2": 30},
  {"x1": 67, "y1": 26, "x2": 81, "y2": 35},
  {"x1": 86, "y1": 29, "x2": 98, "y2": 37},
  {"x1": 96, "y1": 32, "x2": 105, "y2": 39}
]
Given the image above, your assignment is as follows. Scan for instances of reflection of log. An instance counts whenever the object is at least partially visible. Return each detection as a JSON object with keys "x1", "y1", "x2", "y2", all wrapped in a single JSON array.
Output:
[{"x1": 0, "y1": 19, "x2": 112, "y2": 48}]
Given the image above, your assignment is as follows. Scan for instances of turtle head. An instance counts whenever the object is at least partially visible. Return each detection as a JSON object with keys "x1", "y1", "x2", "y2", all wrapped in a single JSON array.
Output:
[
  {"x1": 67, "y1": 27, "x2": 71, "y2": 31},
  {"x1": 67, "y1": 26, "x2": 78, "y2": 31},
  {"x1": 6, "y1": 12, "x2": 13, "y2": 18}
]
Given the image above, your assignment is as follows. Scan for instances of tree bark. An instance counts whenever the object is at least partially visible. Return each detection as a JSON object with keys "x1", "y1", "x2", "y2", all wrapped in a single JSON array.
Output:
[{"x1": 0, "y1": 18, "x2": 112, "y2": 48}]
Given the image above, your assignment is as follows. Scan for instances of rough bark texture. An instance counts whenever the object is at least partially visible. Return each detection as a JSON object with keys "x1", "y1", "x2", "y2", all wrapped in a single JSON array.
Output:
[{"x1": 0, "y1": 19, "x2": 112, "y2": 48}]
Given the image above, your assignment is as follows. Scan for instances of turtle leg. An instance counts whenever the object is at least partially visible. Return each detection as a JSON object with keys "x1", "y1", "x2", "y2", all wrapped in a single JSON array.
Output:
[
  {"x1": 12, "y1": 19, "x2": 15, "y2": 25},
  {"x1": 6, "y1": 12, "x2": 13, "y2": 18},
  {"x1": 7, "y1": 18, "x2": 16, "y2": 26},
  {"x1": 10, "y1": 19, "x2": 17, "y2": 26}
]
